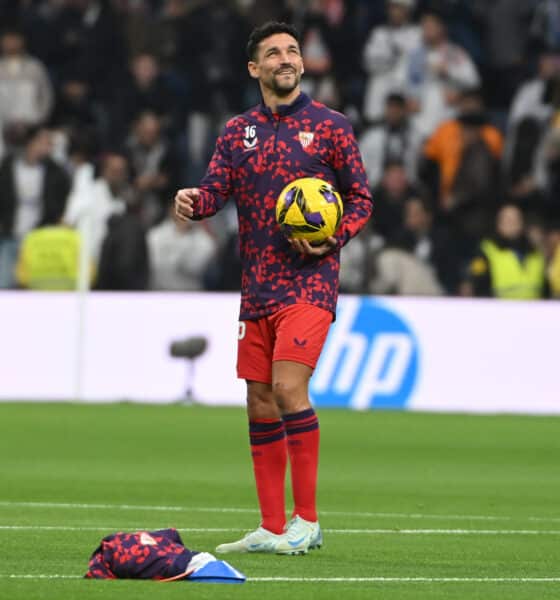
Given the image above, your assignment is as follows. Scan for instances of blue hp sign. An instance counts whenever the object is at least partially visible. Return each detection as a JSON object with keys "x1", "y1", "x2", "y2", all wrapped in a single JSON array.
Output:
[{"x1": 310, "y1": 298, "x2": 419, "y2": 409}]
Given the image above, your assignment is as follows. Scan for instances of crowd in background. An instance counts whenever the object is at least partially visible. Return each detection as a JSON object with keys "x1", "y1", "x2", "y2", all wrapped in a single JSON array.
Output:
[{"x1": 0, "y1": 0, "x2": 560, "y2": 299}]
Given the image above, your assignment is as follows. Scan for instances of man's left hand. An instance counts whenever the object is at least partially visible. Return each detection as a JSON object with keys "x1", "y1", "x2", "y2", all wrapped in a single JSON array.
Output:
[{"x1": 289, "y1": 237, "x2": 337, "y2": 256}]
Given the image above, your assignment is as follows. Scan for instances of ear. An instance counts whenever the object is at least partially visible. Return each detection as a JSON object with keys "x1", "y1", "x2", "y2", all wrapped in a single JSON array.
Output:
[
  {"x1": 248, "y1": 61, "x2": 259, "y2": 80},
  {"x1": 301, "y1": 65, "x2": 305, "y2": 75}
]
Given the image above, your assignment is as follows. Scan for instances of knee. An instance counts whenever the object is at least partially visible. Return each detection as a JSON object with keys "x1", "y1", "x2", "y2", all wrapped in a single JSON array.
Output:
[
  {"x1": 247, "y1": 387, "x2": 277, "y2": 419},
  {"x1": 272, "y1": 379, "x2": 308, "y2": 413}
]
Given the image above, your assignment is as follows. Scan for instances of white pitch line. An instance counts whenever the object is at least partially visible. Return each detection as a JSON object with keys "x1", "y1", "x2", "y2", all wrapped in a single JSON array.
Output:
[
  {"x1": 0, "y1": 526, "x2": 241, "y2": 532},
  {"x1": 1, "y1": 500, "x2": 560, "y2": 523},
  {"x1": 2, "y1": 574, "x2": 560, "y2": 583},
  {"x1": 1, "y1": 525, "x2": 560, "y2": 536},
  {"x1": 250, "y1": 577, "x2": 560, "y2": 583}
]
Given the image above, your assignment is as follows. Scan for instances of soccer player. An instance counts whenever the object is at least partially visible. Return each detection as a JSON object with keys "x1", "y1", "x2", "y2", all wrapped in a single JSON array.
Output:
[{"x1": 175, "y1": 22, "x2": 372, "y2": 555}]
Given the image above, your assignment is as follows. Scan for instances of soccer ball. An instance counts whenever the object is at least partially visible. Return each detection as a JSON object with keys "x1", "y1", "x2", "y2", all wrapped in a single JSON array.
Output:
[{"x1": 276, "y1": 177, "x2": 343, "y2": 244}]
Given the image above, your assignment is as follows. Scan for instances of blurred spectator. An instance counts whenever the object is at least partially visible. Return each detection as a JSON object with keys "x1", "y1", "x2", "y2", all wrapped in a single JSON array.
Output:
[
  {"x1": 15, "y1": 221, "x2": 91, "y2": 290},
  {"x1": 391, "y1": 195, "x2": 461, "y2": 293},
  {"x1": 359, "y1": 92, "x2": 422, "y2": 188},
  {"x1": 95, "y1": 193, "x2": 149, "y2": 290},
  {"x1": 64, "y1": 151, "x2": 131, "y2": 263},
  {"x1": 446, "y1": 112, "x2": 503, "y2": 250},
  {"x1": 284, "y1": 0, "x2": 364, "y2": 111},
  {"x1": 506, "y1": 48, "x2": 560, "y2": 209},
  {"x1": 0, "y1": 28, "x2": 54, "y2": 158},
  {"x1": 177, "y1": 0, "x2": 250, "y2": 178},
  {"x1": 237, "y1": 0, "x2": 286, "y2": 27},
  {"x1": 339, "y1": 230, "x2": 368, "y2": 293},
  {"x1": 46, "y1": 0, "x2": 127, "y2": 99},
  {"x1": 420, "y1": 89, "x2": 503, "y2": 212},
  {"x1": 204, "y1": 226, "x2": 242, "y2": 291},
  {"x1": 288, "y1": 0, "x2": 334, "y2": 104},
  {"x1": 367, "y1": 247, "x2": 444, "y2": 296},
  {"x1": 108, "y1": 52, "x2": 184, "y2": 145},
  {"x1": 62, "y1": 133, "x2": 97, "y2": 222},
  {"x1": 509, "y1": 48, "x2": 560, "y2": 126},
  {"x1": 540, "y1": 118, "x2": 560, "y2": 218},
  {"x1": 48, "y1": 68, "x2": 108, "y2": 149},
  {"x1": 125, "y1": 111, "x2": 181, "y2": 227},
  {"x1": 462, "y1": 203, "x2": 546, "y2": 299},
  {"x1": 406, "y1": 10, "x2": 480, "y2": 138},
  {"x1": 546, "y1": 220, "x2": 560, "y2": 297},
  {"x1": 113, "y1": 0, "x2": 158, "y2": 58},
  {"x1": 149, "y1": 0, "x2": 195, "y2": 71},
  {"x1": 530, "y1": 0, "x2": 560, "y2": 55},
  {"x1": 472, "y1": 0, "x2": 535, "y2": 114},
  {"x1": 506, "y1": 117, "x2": 547, "y2": 215},
  {"x1": 371, "y1": 160, "x2": 419, "y2": 241},
  {"x1": 362, "y1": 0, "x2": 421, "y2": 123},
  {"x1": 147, "y1": 207, "x2": 217, "y2": 291},
  {"x1": 0, "y1": 125, "x2": 70, "y2": 288}
]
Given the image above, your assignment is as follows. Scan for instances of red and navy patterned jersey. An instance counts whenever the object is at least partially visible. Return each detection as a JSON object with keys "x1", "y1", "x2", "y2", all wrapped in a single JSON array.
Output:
[
  {"x1": 195, "y1": 92, "x2": 373, "y2": 320},
  {"x1": 85, "y1": 528, "x2": 196, "y2": 580}
]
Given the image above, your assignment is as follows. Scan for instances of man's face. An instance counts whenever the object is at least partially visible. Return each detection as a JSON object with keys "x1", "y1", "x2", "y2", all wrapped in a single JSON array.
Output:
[
  {"x1": 1, "y1": 33, "x2": 25, "y2": 57},
  {"x1": 385, "y1": 100, "x2": 406, "y2": 126},
  {"x1": 422, "y1": 15, "x2": 445, "y2": 46},
  {"x1": 103, "y1": 155, "x2": 129, "y2": 189},
  {"x1": 135, "y1": 114, "x2": 160, "y2": 146},
  {"x1": 248, "y1": 33, "x2": 304, "y2": 97},
  {"x1": 132, "y1": 54, "x2": 158, "y2": 87},
  {"x1": 387, "y1": 3, "x2": 411, "y2": 27},
  {"x1": 27, "y1": 130, "x2": 52, "y2": 161},
  {"x1": 404, "y1": 198, "x2": 430, "y2": 232},
  {"x1": 497, "y1": 205, "x2": 524, "y2": 240}
]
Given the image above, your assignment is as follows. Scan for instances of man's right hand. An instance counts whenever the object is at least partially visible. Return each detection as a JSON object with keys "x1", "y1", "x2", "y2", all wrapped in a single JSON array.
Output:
[{"x1": 175, "y1": 188, "x2": 200, "y2": 221}]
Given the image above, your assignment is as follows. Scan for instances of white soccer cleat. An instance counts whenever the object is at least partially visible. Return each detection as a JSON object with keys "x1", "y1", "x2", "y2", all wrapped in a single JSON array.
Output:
[
  {"x1": 215, "y1": 526, "x2": 285, "y2": 554},
  {"x1": 275, "y1": 515, "x2": 323, "y2": 555}
]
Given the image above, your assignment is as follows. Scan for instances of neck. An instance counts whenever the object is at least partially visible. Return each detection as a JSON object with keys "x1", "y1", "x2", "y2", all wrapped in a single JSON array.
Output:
[{"x1": 260, "y1": 85, "x2": 301, "y2": 114}]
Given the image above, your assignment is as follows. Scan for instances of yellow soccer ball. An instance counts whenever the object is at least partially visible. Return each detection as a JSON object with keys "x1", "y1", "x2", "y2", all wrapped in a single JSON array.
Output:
[{"x1": 276, "y1": 177, "x2": 343, "y2": 244}]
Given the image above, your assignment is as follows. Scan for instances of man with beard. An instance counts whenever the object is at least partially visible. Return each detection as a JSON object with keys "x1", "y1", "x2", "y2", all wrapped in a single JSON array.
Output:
[{"x1": 175, "y1": 22, "x2": 372, "y2": 555}]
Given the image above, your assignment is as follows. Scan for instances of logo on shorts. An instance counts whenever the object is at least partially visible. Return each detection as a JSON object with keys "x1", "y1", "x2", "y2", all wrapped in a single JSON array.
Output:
[
  {"x1": 310, "y1": 298, "x2": 419, "y2": 410},
  {"x1": 238, "y1": 322, "x2": 246, "y2": 340},
  {"x1": 293, "y1": 337, "x2": 307, "y2": 347}
]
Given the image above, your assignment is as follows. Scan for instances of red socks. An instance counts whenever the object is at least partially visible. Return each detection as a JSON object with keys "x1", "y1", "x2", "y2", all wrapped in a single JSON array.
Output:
[
  {"x1": 249, "y1": 419, "x2": 287, "y2": 534},
  {"x1": 283, "y1": 408, "x2": 320, "y2": 523},
  {"x1": 249, "y1": 409, "x2": 320, "y2": 532}
]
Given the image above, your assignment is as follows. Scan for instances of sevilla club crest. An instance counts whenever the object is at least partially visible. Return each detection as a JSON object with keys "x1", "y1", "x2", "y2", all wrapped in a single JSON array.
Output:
[{"x1": 298, "y1": 131, "x2": 314, "y2": 149}]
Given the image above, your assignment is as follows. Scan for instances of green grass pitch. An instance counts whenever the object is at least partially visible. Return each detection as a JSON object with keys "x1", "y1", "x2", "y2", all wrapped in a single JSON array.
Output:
[{"x1": 0, "y1": 403, "x2": 559, "y2": 599}]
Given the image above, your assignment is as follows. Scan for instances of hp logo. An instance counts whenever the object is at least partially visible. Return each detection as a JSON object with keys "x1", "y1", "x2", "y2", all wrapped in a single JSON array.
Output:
[{"x1": 311, "y1": 298, "x2": 419, "y2": 409}]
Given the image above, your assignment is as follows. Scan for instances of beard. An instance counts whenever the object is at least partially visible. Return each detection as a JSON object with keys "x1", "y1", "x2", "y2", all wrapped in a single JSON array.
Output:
[{"x1": 267, "y1": 70, "x2": 301, "y2": 97}]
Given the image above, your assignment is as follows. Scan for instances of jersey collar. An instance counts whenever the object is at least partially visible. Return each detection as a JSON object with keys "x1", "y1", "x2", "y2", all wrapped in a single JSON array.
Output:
[{"x1": 259, "y1": 92, "x2": 311, "y2": 119}]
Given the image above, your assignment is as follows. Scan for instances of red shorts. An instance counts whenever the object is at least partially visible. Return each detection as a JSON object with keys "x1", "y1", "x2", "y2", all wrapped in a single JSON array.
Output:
[{"x1": 237, "y1": 304, "x2": 333, "y2": 384}]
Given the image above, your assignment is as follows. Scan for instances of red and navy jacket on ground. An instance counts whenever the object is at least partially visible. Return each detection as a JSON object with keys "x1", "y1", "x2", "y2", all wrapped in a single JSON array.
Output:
[
  {"x1": 85, "y1": 528, "x2": 196, "y2": 580},
  {"x1": 195, "y1": 92, "x2": 373, "y2": 320}
]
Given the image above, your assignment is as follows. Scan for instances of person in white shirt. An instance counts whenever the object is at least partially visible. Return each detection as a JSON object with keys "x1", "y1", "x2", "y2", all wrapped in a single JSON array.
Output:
[
  {"x1": 509, "y1": 48, "x2": 560, "y2": 127},
  {"x1": 148, "y1": 207, "x2": 217, "y2": 291},
  {"x1": 405, "y1": 10, "x2": 480, "y2": 138},
  {"x1": 362, "y1": 0, "x2": 422, "y2": 123},
  {"x1": 0, "y1": 28, "x2": 53, "y2": 158},
  {"x1": 359, "y1": 92, "x2": 422, "y2": 187},
  {"x1": 64, "y1": 152, "x2": 131, "y2": 263}
]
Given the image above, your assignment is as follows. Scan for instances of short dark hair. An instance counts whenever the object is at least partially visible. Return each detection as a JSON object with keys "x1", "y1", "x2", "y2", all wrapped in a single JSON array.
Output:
[
  {"x1": 246, "y1": 21, "x2": 300, "y2": 61},
  {"x1": 386, "y1": 92, "x2": 407, "y2": 106}
]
